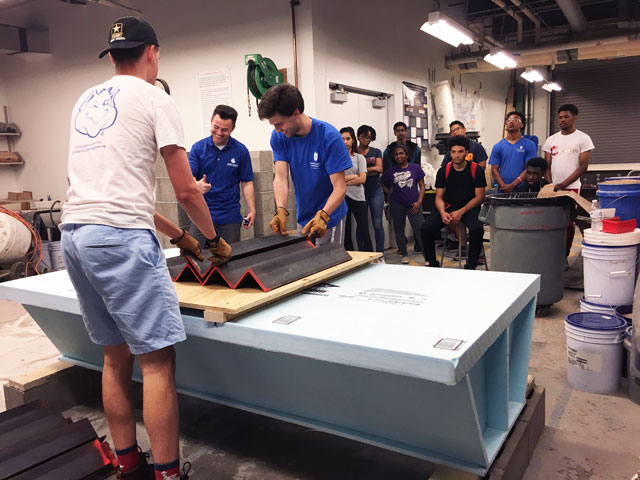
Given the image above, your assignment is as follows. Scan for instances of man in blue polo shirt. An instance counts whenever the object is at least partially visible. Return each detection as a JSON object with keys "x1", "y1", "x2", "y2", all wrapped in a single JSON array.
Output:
[
  {"x1": 188, "y1": 104, "x2": 255, "y2": 244},
  {"x1": 489, "y1": 111, "x2": 537, "y2": 192},
  {"x1": 257, "y1": 83, "x2": 350, "y2": 245}
]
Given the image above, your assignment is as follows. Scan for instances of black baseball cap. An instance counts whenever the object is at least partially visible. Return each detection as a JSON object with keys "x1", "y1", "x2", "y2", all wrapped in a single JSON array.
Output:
[{"x1": 98, "y1": 16, "x2": 159, "y2": 59}]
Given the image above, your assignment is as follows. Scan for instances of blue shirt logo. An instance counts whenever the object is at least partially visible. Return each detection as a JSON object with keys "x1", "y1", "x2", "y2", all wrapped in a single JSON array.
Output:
[{"x1": 74, "y1": 87, "x2": 119, "y2": 138}]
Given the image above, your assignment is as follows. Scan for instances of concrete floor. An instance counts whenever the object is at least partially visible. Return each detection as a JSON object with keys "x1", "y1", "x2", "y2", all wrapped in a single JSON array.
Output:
[{"x1": 2, "y1": 238, "x2": 640, "y2": 479}]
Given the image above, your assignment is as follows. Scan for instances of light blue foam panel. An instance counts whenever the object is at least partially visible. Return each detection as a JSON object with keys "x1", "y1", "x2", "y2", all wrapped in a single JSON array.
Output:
[{"x1": 0, "y1": 261, "x2": 539, "y2": 475}]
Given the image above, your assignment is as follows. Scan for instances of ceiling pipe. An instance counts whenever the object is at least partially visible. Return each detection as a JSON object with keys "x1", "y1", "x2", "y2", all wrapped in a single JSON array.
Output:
[
  {"x1": 490, "y1": 0, "x2": 523, "y2": 42},
  {"x1": 511, "y1": 0, "x2": 542, "y2": 41},
  {"x1": 555, "y1": 0, "x2": 587, "y2": 33}
]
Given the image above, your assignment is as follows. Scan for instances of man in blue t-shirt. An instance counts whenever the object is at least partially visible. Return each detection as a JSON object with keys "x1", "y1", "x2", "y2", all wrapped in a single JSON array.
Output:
[
  {"x1": 440, "y1": 120, "x2": 487, "y2": 169},
  {"x1": 257, "y1": 84, "x2": 351, "y2": 245},
  {"x1": 188, "y1": 104, "x2": 255, "y2": 245},
  {"x1": 489, "y1": 112, "x2": 537, "y2": 192}
]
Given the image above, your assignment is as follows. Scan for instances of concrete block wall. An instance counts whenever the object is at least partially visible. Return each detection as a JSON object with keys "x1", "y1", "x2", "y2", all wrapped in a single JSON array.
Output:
[{"x1": 155, "y1": 150, "x2": 296, "y2": 248}]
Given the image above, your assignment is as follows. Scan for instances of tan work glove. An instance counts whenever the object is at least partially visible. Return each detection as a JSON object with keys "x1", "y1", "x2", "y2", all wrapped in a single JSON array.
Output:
[
  {"x1": 269, "y1": 206, "x2": 289, "y2": 235},
  {"x1": 301, "y1": 209, "x2": 331, "y2": 239},
  {"x1": 170, "y1": 229, "x2": 204, "y2": 261},
  {"x1": 204, "y1": 235, "x2": 232, "y2": 266}
]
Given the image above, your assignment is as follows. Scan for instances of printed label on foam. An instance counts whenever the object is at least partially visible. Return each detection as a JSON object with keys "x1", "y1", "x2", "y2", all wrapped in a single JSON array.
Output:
[
  {"x1": 567, "y1": 346, "x2": 602, "y2": 373},
  {"x1": 303, "y1": 283, "x2": 427, "y2": 306}
]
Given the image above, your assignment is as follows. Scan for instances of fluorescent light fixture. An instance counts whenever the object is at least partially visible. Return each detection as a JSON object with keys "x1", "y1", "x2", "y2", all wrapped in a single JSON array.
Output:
[
  {"x1": 520, "y1": 68, "x2": 545, "y2": 83},
  {"x1": 483, "y1": 50, "x2": 518, "y2": 69},
  {"x1": 420, "y1": 11, "x2": 475, "y2": 47},
  {"x1": 541, "y1": 82, "x2": 562, "y2": 92}
]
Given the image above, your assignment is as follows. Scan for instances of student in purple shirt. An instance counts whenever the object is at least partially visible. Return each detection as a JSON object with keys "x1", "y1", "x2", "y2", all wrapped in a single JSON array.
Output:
[{"x1": 381, "y1": 144, "x2": 424, "y2": 264}]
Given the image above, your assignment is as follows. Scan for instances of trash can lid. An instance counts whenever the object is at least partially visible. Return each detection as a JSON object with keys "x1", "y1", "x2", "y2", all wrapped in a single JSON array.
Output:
[
  {"x1": 566, "y1": 312, "x2": 626, "y2": 331},
  {"x1": 484, "y1": 192, "x2": 573, "y2": 207}
]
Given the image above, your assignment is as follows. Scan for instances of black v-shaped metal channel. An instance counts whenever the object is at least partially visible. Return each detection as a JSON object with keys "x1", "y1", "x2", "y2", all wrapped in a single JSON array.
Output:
[{"x1": 167, "y1": 234, "x2": 352, "y2": 292}]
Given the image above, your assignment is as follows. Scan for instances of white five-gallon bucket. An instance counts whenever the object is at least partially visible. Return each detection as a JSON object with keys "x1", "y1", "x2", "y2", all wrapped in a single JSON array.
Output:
[
  {"x1": 582, "y1": 242, "x2": 638, "y2": 306},
  {"x1": 579, "y1": 297, "x2": 616, "y2": 315},
  {"x1": 565, "y1": 312, "x2": 626, "y2": 394},
  {"x1": 49, "y1": 241, "x2": 65, "y2": 270}
]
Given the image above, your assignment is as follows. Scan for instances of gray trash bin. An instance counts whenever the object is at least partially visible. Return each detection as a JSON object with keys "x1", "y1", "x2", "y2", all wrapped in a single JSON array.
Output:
[{"x1": 479, "y1": 193, "x2": 571, "y2": 306}]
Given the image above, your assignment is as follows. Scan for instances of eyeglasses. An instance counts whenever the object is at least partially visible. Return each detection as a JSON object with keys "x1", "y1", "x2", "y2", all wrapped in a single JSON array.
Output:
[
  {"x1": 505, "y1": 118, "x2": 522, "y2": 124},
  {"x1": 359, "y1": 135, "x2": 372, "y2": 140},
  {"x1": 450, "y1": 126, "x2": 463, "y2": 134},
  {"x1": 394, "y1": 151, "x2": 407, "y2": 156}
]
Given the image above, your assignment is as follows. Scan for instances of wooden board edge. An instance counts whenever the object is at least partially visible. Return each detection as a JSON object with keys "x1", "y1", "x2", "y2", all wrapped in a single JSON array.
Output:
[
  {"x1": 7, "y1": 360, "x2": 72, "y2": 391},
  {"x1": 178, "y1": 251, "x2": 380, "y2": 317}
]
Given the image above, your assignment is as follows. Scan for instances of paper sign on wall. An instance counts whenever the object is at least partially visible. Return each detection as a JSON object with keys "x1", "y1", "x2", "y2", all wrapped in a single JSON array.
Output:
[{"x1": 198, "y1": 69, "x2": 232, "y2": 136}]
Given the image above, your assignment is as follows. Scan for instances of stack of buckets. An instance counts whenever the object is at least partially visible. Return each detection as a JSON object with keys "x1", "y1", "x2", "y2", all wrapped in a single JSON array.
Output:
[{"x1": 566, "y1": 177, "x2": 640, "y2": 398}]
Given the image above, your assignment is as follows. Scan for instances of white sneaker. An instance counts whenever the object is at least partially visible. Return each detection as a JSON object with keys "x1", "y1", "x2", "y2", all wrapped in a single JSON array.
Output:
[{"x1": 401, "y1": 256, "x2": 409, "y2": 264}]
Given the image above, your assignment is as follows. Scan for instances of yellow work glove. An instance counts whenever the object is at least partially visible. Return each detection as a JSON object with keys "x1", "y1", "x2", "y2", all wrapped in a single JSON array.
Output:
[
  {"x1": 270, "y1": 206, "x2": 289, "y2": 235},
  {"x1": 204, "y1": 235, "x2": 232, "y2": 266},
  {"x1": 301, "y1": 209, "x2": 331, "y2": 239},
  {"x1": 170, "y1": 229, "x2": 204, "y2": 261}
]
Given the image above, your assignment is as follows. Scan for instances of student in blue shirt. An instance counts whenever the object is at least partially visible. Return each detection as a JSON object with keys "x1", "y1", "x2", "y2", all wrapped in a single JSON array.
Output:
[
  {"x1": 258, "y1": 84, "x2": 351, "y2": 245},
  {"x1": 188, "y1": 104, "x2": 255, "y2": 245},
  {"x1": 489, "y1": 112, "x2": 537, "y2": 192}
]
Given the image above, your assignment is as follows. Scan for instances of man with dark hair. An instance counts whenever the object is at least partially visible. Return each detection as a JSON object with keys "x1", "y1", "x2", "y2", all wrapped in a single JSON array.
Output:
[
  {"x1": 515, "y1": 157, "x2": 550, "y2": 193},
  {"x1": 441, "y1": 120, "x2": 488, "y2": 169},
  {"x1": 258, "y1": 83, "x2": 350, "y2": 244},
  {"x1": 542, "y1": 103, "x2": 594, "y2": 256},
  {"x1": 489, "y1": 111, "x2": 537, "y2": 192},
  {"x1": 382, "y1": 121, "x2": 421, "y2": 171},
  {"x1": 420, "y1": 136, "x2": 486, "y2": 269},
  {"x1": 61, "y1": 16, "x2": 228, "y2": 480},
  {"x1": 188, "y1": 104, "x2": 256, "y2": 245}
]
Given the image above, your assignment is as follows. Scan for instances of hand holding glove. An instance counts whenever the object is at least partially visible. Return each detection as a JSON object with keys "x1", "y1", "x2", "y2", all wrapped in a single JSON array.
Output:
[
  {"x1": 170, "y1": 229, "x2": 204, "y2": 261},
  {"x1": 269, "y1": 206, "x2": 289, "y2": 235},
  {"x1": 205, "y1": 235, "x2": 232, "y2": 266},
  {"x1": 301, "y1": 209, "x2": 331, "y2": 239}
]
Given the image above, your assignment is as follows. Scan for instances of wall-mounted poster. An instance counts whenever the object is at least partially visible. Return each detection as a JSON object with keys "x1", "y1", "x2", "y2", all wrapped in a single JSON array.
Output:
[{"x1": 402, "y1": 81, "x2": 429, "y2": 148}]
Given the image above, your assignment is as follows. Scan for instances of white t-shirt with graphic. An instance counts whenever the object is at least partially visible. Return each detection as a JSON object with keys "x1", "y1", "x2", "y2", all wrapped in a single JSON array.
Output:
[
  {"x1": 542, "y1": 129, "x2": 594, "y2": 190},
  {"x1": 62, "y1": 75, "x2": 185, "y2": 230}
]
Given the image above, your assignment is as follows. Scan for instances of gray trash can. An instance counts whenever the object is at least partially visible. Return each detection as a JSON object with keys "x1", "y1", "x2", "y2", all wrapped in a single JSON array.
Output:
[{"x1": 479, "y1": 193, "x2": 571, "y2": 307}]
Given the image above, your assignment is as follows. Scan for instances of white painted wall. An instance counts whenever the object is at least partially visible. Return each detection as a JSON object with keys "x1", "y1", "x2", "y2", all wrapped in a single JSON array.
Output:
[
  {"x1": 0, "y1": 0, "x2": 539, "y2": 202},
  {"x1": 0, "y1": 0, "x2": 308, "y2": 201},
  {"x1": 308, "y1": 0, "x2": 512, "y2": 167}
]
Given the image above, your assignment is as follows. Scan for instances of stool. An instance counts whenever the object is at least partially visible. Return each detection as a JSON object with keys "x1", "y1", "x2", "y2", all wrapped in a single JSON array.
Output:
[{"x1": 440, "y1": 223, "x2": 488, "y2": 270}]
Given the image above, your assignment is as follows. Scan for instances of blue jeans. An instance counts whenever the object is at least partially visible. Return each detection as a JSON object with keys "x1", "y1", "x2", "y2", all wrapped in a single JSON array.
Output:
[{"x1": 364, "y1": 183, "x2": 385, "y2": 253}]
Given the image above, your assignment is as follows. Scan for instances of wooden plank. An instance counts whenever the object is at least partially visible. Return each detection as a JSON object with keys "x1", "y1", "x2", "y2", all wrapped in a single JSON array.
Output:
[
  {"x1": 7, "y1": 361, "x2": 72, "y2": 391},
  {"x1": 174, "y1": 251, "x2": 380, "y2": 320}
]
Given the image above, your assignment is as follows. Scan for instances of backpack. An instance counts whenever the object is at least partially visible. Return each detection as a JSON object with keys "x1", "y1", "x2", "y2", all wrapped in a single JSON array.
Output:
[{"x1": 445, "y1": 160, "x2": 477, "y2": 182}]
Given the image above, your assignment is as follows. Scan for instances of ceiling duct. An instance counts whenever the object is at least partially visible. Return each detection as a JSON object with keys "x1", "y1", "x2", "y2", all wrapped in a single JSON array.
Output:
[
  {"x1": 555, "y1": 0, "x2": 587, "y2": 33},
  {"x1": 0, "y1": 24, "x2": 50, "y2": 55}
]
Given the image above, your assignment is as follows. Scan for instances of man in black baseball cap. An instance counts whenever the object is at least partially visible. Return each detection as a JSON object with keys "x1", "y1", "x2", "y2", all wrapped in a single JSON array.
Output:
[
  {"x1": 62, "y1": 14, "x2": 230, "y2": 480},
  {"x1": 98, "y1": 16, "x2": 159, "y2": 58}
]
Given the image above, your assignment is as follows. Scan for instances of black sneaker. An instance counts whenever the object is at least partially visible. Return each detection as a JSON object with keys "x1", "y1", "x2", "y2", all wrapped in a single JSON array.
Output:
[
  {"x1": 464, "y1": 263, "x2": 476, "y2": 270},
  {"x1": 116, "y1": 459, "x2": 154, "y2": 480},
  {"x1": 425, "y1": 260, "x2": 440, "y2": 268},
  {"x1": 116, "y1": 449, "x2": 154, "y2": 480}
]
